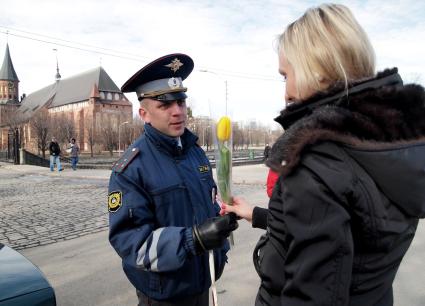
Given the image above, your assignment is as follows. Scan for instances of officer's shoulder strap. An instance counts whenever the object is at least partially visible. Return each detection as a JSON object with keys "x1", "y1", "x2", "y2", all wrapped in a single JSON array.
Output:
[{"x1": 112, "y1": 147, "x2": 140, "y2": 173}]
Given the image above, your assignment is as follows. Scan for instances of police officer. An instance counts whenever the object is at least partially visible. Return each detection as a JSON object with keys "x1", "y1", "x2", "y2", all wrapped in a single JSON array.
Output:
[{"x1": 108, "y1": 53, "x2": 238, "y2": 306}]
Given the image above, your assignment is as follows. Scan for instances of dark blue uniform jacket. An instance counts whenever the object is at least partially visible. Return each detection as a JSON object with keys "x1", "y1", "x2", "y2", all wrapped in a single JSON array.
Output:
[{"x1": 108, "y1": 124, "x2": 229, "y2": 301}]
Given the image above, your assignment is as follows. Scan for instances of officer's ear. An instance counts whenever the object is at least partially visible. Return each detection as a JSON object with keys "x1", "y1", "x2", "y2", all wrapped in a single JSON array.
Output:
[
  {"x1": 139, "y1": 106, "x2": 150, "y2": 123},
  {"x1": 139, "y1": 99, "x2": 151, "y2": 123}
]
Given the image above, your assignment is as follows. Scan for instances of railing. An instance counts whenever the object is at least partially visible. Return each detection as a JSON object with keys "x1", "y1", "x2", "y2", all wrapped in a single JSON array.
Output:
[
  {"x1": 21, "y1": 152, "x2": 108, "y2": 169},
  {"x1": 23, "y1": 150, "x2": 50, "y2": 167},
  {"x1": 0, "y1": 151, "x2": 14, "y2": 163},
  {"x1": 17, "y1": 149, "x2": 266, "y2": 169}
]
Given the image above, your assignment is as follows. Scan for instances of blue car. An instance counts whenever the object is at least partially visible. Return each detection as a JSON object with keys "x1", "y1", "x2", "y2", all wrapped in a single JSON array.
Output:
[{"x1": 0, "y1": 243, "x2": 56, "y2": 306}]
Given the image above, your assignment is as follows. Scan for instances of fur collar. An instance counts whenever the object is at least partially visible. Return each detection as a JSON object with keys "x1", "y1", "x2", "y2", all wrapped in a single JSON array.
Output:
[{"x1": 267, "y1": 68, "x2": 425, "y2": 177}]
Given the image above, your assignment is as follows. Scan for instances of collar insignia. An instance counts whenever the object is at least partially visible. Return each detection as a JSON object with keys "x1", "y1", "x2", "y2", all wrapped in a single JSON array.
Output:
[
  {"x1": 198, "y1": 165, "x2": 210, "y2": 173},
  {"x1": 165, "y1": 58, "x2": 184, "y2": 72}
]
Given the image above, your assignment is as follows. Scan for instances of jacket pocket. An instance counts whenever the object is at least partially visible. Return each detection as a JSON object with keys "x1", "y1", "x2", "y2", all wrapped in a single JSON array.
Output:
[
  {"x1": 200, "y1": 175, "x2": 219, "y2": 216},
  {"x1": 150, "y1": 184, "x2": 190, "y2": 226},
  {"x1": 148, "y1": 272, "x2": 162, "y2": 293},
  {"x1": 253, "y1": 232, "x2": 269, "y2": 276},
  {"x1": 214, "y1": 240, "x2": 230, "y2": 281},
  {"x1": 253, "y1": 230, "x2": 287, "y2": 294}
]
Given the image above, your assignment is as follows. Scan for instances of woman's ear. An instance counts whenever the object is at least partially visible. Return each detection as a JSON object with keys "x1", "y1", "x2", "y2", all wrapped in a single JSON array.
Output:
[{"x1": 314, "y1": 72, "x2": 324, "y2": 82}]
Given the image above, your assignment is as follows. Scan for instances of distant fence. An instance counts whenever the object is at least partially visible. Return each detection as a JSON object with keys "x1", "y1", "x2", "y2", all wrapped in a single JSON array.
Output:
[
  {"x1": 21, "y1": 151, "x2": 111, "y2": 169},
  {"x1": 17, "y1": 148, "x2": 266, "y2": 169},
  {"x1": 0, "y1": 151, "x2": 12, "y2": 163},
  {"x1": 0, "y1": 128, "x2": 20, "y2": 164}
]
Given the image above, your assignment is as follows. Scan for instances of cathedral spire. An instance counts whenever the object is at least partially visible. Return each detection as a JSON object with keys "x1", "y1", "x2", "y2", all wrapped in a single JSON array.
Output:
[
  {"x1": 0, "y1": 43, "x2": 19, "y2": 104},
  {"x1": 0, "y1": 43, "x2": 19, "y2": 81},
  {"x1": 53, "y1": 48, "x2": 61, "y2": 82}
]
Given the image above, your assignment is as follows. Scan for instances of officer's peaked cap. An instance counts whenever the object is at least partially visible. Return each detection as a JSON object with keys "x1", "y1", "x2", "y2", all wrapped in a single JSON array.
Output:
[{"x1": 121, "y1": 53, "x2": 194, "y2": 102}]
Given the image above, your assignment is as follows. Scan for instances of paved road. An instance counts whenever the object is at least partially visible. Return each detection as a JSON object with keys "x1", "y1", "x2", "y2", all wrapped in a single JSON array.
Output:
[
  {"x1": 0, "y1": 171, "x2": 108, "y2": 250},
  {"x1": 0, "y1": 163, "x2": 266, "y2": 251},
  {"x1": 1, "y1": 163, "x2": 424, "y2": 305}
]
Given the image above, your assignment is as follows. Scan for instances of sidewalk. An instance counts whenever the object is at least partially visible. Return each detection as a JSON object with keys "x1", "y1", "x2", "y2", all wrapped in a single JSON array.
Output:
[{"x1": 0, "y1": 162, "x2": 112, "y2": 180}]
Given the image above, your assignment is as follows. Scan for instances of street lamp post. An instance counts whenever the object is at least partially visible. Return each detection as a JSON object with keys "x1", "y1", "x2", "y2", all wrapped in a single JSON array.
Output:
[
  {"x1": 118, "y1": 121, "x2": 129, "y2": 156},
  {"x1": 199, "y1": 69, "x2": 228, "y2": 115}
]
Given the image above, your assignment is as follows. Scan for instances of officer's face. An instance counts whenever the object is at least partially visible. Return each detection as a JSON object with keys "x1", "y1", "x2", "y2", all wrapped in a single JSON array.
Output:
[{"x1": 139, "y1": 98, "x2": 187, "y2": 137}]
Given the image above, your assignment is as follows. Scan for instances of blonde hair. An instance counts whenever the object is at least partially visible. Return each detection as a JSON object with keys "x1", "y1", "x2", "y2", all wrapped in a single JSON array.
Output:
[{"x1": 278, "y1": 3, "x2": 376, "y2": 97}]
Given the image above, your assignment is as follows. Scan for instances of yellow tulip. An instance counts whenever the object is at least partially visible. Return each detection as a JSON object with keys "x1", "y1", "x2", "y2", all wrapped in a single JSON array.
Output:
[{"x1": 216, "y1": 116, "x2": 231, "y2": 141}]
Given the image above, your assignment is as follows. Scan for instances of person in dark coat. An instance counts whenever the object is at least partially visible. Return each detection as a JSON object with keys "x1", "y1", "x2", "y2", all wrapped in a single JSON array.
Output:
[
  {"x1": 108, "y1": 54, "x2": 238, "y2": 306},
  {"x1": 221, "y1": 3, "x2": 425, "y2": 306},
  {"x1": 48, "y1": 136, "x2": 62, "y2": 172},
  {"x1": 263, "y1": 144, "x2": 271, "y2": 161}
]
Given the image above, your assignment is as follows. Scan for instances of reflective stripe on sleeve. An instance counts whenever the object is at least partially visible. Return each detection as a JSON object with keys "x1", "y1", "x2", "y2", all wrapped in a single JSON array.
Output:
[
  {"x1": 136, "y1": 240, "x2": 148, "y2": 269},
  {"x1": 136, "y1": 228, "x2": 165, "y2": 271},
  {"x1": 149, "y1": 228, "x2": 164, "y2": 271}
]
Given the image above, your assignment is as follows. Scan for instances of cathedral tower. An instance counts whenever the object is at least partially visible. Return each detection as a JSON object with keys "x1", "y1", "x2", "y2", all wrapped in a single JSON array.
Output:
[{"x1": 0, "y1": 43, "x2": 20, "y2": 104}]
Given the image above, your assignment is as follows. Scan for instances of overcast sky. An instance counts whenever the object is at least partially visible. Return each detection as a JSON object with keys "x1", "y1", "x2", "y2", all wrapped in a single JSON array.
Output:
[{"x1": 1, "y1": 0, "x2": 424, "y2": 128}]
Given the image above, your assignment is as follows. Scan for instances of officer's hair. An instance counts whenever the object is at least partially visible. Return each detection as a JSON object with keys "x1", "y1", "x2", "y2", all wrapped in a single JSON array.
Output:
[
  {"x1": 140, "y1": 99, "x2": 150, "y2": 109},
  {"x1": 277, "y1": 3, "x2": 375, "y2": 98}
]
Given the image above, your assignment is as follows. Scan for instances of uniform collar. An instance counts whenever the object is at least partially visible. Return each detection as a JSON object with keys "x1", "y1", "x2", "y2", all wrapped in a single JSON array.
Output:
[{"x1": 144, "y1": 123, "x2": 198, "y2": 156}]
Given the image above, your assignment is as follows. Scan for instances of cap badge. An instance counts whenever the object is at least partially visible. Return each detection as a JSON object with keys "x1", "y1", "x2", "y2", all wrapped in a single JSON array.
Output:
[
  {"x1": 168, "y1": 77, "x2": 181, "y2": 89},
  {"x1": 165, "y1": 58, "x2": 184, "y2": 72}
]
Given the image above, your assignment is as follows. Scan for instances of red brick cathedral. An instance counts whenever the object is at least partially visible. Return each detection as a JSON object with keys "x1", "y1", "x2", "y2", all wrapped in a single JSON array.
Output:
[{"x1": 0, "y1": 44, "x2": 133, "y2": 153}]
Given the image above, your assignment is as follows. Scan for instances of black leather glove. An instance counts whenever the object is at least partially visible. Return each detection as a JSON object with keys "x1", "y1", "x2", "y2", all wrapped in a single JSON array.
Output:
[{"x1": 193, "y1": 213, "x2": 238, "y2": 254}]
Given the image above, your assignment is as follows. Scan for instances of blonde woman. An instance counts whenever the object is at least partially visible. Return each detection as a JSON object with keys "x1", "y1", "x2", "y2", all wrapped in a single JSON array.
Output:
[{"x1": 222, "y1": 3, "x2": 425, "y2": 305}]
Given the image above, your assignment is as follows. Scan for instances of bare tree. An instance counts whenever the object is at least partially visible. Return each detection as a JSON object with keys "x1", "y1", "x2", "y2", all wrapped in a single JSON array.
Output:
[
  {"x1": 205, "y1": 125, "x2": 213, "y2": 152},
  {"x1": 126, "y1": 117, "x2": 144, "y2": 146},
  {"x1": 232, "y1": 123, "x2": 243, "y2": 151},
  {"x1": 55, "y1": 114, "x2": 75, "y2": 145},
  {"x1": 100, "y1": 117, "x2": 117, "y2": 157},
  {"x1": 253, "y1": 129, "x2": 262, "y2": 146},
  {"x1": 3, "y1": 108, "x2": 25, "y2": 149},
  {"x1": 30, "y1": 109, "x2": 51, "y2": 158},
  {"x1": 186, "y1": 115, "x2": 199, "y2": 144},
  {"x1": 85, "y1": 115, "x2": 96, "y2": 157},
  {"x1": 3, "y1": 106, "x2": 21, "y2": 128}
]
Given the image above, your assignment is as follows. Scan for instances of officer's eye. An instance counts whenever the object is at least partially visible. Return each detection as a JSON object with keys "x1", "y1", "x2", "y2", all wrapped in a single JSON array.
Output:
[{"x1": 176, "y1": 99, "x2": 186, "y2": 106}]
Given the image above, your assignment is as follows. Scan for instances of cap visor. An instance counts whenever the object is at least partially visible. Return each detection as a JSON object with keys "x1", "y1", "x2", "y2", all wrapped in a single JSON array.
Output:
[{"x1": 155, "y1": 91, "x2": 187, "y2": 102}]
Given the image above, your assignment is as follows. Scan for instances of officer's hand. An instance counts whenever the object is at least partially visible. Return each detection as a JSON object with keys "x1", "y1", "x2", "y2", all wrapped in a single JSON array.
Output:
[{"x1": 193, "y1": 213, "x2": 238, "y2": 254}]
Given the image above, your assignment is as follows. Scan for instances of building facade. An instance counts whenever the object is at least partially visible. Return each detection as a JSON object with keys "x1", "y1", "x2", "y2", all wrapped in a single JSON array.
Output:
[{"x1": 0, "y1": 44, "x2": 133, "y2": 154}]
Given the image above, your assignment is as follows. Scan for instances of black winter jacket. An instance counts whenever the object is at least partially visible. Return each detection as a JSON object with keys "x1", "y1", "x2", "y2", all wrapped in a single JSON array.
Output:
[
  {"x1": 253, "y1": 68, "x2": 425, "y2": 306},
  {"x1": 49, "y1": 141, "x2": 61, "y2": 156}
]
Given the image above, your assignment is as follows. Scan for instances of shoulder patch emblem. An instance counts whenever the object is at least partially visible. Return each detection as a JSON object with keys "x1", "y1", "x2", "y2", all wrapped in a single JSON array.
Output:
[
  {"x1": 198, "y1": 165, "x2": 210, "y2": 173},
  {"x1": 108, "y1": 191, "x2": 122, "y2": 213},
  {"x1": 112, "y1": 147, "x2": 140, "y2": 173}
]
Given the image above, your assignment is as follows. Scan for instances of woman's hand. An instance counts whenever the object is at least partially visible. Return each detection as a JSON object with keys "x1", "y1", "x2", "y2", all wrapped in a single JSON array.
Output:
[{"x1": 220, "y1": 196, "x2": 254, "y2": 223}]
